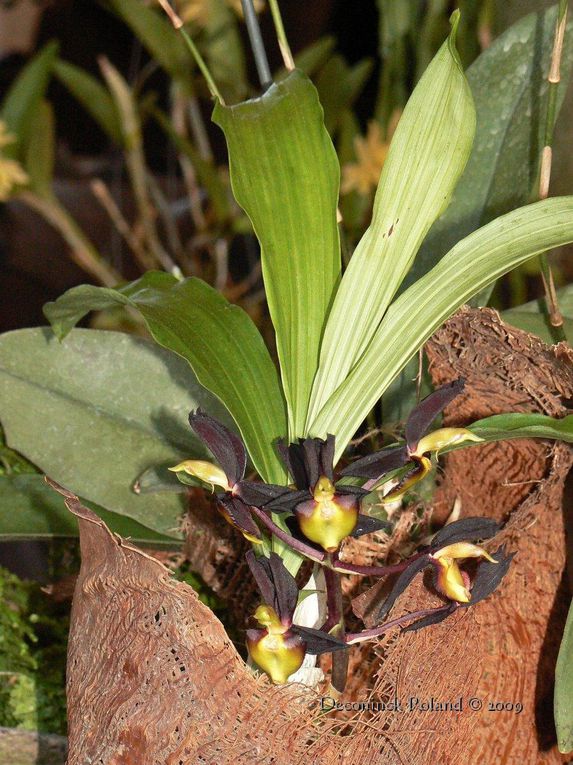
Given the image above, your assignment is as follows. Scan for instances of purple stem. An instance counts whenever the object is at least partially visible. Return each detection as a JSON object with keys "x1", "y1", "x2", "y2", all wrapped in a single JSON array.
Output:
[
  {"x1": 322, "y1": 565, "x2": 342, "y2": 631},
  {"x1": 332, "y1": 549, "x2": 427, "y2": 577},
  {"x1": 323, "y1": 561, "x2": 348, "y2": 693},
  {"x1": 250, "y1": 506, "x2": 325, "y2": 562},
  {"x1": 345, "y1": 604, "x2": 455, "y2": 644}
]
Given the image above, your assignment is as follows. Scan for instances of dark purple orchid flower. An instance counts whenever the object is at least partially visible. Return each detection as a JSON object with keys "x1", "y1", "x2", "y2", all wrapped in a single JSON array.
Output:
[
  {"x1": 245, "y1": 551, "x2": 346, "y2": 684},
  {"x1": 370, "y1": 517, "x2": 513, "y2": 628},
  {"x1": 340, "y1": 379, "x2": 483, "y2": 500}
]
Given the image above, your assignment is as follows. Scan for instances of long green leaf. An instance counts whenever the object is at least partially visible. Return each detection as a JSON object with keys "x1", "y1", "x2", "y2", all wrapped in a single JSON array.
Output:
[
  {"x1": 466, "y1": 412, "x2": 573, "y2": 444},
  {"x1": 0, "y1": 41, "x2": 59, "y2": 161},
  {"x1": 213, "y1": 71, "x2": 340, "y2": 439},
  {"x1": 305, "y1": 13, "x2": 476, "y2": 428},
  {"x1": 407, "y1": 6, "x2": 573, "y2": 296},
  {"x1": 53, "y1": 59, "x2": 122, "y2": 145},
  {"x1": 555, "y1": 599, "x2": 573, "y2": 753},
  {"x1": 0, "y1": 328, "x2": 231, "y2": 537},
  {"x1": 24, "y1": 100, "x2": 54, "y2": 195},
  {"x1": 43, "y1": 273, "x2": 287, "y2": 482},
  {"x1": 0, "y1": 475, "x2": 177, "y2": 545},
  {"x1": 309, "y1": 197, "x2": 573, "y2": 457}
]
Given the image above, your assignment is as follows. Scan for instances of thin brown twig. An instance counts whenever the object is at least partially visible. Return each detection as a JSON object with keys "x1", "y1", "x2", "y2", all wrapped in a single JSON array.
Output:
[{"x1": 90, "y1": 178, "x2": 154, "y2": 272}]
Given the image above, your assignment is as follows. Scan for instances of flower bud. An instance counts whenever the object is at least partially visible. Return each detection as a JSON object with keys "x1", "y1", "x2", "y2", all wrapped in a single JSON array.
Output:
[
  {"x1": 168, "y1": 459, "x2": 231, "y2": 491},
  {"x1": 413, "y1": 428, "x2": 483, "y2": 458}
]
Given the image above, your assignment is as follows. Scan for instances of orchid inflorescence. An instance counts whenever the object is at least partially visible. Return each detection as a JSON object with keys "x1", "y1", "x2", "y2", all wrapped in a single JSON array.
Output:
[{"x1": 170, "y1": 379, "x2": 513, "y2": 686}]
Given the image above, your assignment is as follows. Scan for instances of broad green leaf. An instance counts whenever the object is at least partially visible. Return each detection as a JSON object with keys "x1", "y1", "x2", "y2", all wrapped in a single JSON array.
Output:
[
  {"x1": 465, "y1": 412, "x2": 573, "y2": 445},
  {"x1": 305, "y1": 14, "x2": 476, "y2": 428},
  {"x1": 43, "y1": 273, "x2": 287, "y2": 482},
  {"x1": 24, "y1": 100, "x2": 54, "y2": 195},
  {"x1": 213, "y1": 71, "x2": 340, "y2": 439},
  {"x1": 53, "y1": 59, "x2": 122, "y2": 145},
  {"x1": 0, "y1": 328, "x2": 230, "y2": 537},
  {"x1": 0, "y1": 41, "x2": 58, "y2": 161},
  {"x1": 106, "y1": 0, "x2": 192, "y2": 89},
  {"x1": 309, "y1": 197, "x2": 573, "y2": 457},
  {"x1": 500, "y1": 311, "x2": 573, "y2": 345},
  {"x1": 408, "y1": 6, "x2": 573, "y2": 297},
  {"x1": 0, "y1": 475, "x2": 177, "y2": 546},
  {"x1": 555, "y1": 598, "x2": 573, "y2": 753}
]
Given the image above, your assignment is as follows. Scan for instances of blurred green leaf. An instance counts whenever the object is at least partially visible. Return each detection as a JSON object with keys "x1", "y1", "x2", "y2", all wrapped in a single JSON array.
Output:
[
  {"x1": 315, "y1": 56, "x2": 373, "y2": 134},
  {"x1": 53, "y1": 59, "x2": 122, "y2": 144},
  {"x1": 0, "y1": 41, "x2": 59, "y2": 161},
  {"x1": 555, "y1": 598, "x2": 573, "y2": 753},
  {"x1": 24, "y1": 100, "x2": 54, "y2": 195},
  {"x1": 310, "y1": 197, "x2": 573, "y2": 457},
  {"x1": 0, "y1": 328, "x2": 231, "y2": 537},
  {"x1": 0, "y1": 475, "x2": 177, "y2": 545},
  {"x1": 500, "y1": 310, "x2": 573, "y2": 345},
  {"x1": 213, "y1": 71, "x2": 340, "y2": 439},
  {"x1": 509, "y1": 283, "x2": 573, "y2": 317},
  {"x1": 408, "y1": 6, "x2": 573, "y2": 298},
  {"x1": 106, "y1": 0, "x2": 192, "y2": 88},
  {"x1": 150, "y1": 105, "x2": 230, "y2": 221},
  {"x1": 306, "y1": 15, "x2": 475, "y2": 431},
  {"x1": 201, "y1": 0, "x2": 247, "y2": 103},
  {"x1": 378, "y1": 0, "x2": 424, "y2": 53},
  {"x1": 290, "y1": 36, "x2": 336, "y2": 76},
  {"x1": 43, "y1": 273, "x2": 287, "y2": 483}
]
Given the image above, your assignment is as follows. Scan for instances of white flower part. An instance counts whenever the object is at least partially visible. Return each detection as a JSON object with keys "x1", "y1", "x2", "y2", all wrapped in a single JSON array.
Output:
[{"x1": 288, "y1": 567, "x2": 327, "y2": 687}]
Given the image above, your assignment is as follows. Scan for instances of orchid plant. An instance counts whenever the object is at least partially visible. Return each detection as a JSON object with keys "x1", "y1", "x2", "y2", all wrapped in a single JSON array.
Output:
[
  {"x1": 168, "y1": 399, "x2": 513, "y2": 687},
  {"x1": 2, "y1": 0, "x2": 573, "y2": 695}
]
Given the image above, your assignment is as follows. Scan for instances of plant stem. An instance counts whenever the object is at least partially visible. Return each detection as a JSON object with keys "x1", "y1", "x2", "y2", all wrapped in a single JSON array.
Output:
[
  {"x1": 156, "y1": 0, "x2": 225, "y2": 104},
  {"x1": 18, "y1": 191, "x2": 122, "y2": 287},
  {"x1": 249, "y1": 506, "x2": 325, "y2": 562},
  {"x1": 241, "y1": 0, "x2": 273, "y2": 90},
  {"x1": 332, "y1": 550, "x2": 427, "y2": 578},
  {"x1": 268, "y1": 0, "x2": 295, "y2": 71},
  {"x1": 324, "y1": 562, "x2": 348, "y2": 693},
  {"x1": 536, "y1": 0, "x2": 569, "y2": 339},
  {"x1": 345, "y1": 604, "x2": 454, "y2": 645}
]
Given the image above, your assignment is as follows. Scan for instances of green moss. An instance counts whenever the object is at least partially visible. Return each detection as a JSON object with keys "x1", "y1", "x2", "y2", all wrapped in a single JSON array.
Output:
[{"x1": 0, "y1": 564, "x2": 68, "y2": 735}]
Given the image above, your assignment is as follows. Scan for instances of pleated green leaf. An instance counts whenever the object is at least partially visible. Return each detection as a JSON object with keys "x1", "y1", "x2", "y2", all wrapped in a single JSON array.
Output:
[
  {"x1": 43, "y1": 272, "x2": 287, "y2": 483},
  {"x1": 305, "y1": 13, "x2": 476, "y2": 428},
  {"x1": 309, "y1": 197, "x2": 573, "y2": 458},
  {"x1": 408, "y1": 5, "x2": 573, "y2": 297},
  {"x1": 556, "y1": 599, "x2": 573, "y2": 753},
  {"x1": 0, "y1": 328, "x2": 230, "y2": 537},
  {"x1": 213, "y1": 71, "x2": 340, "y2": 439}
]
